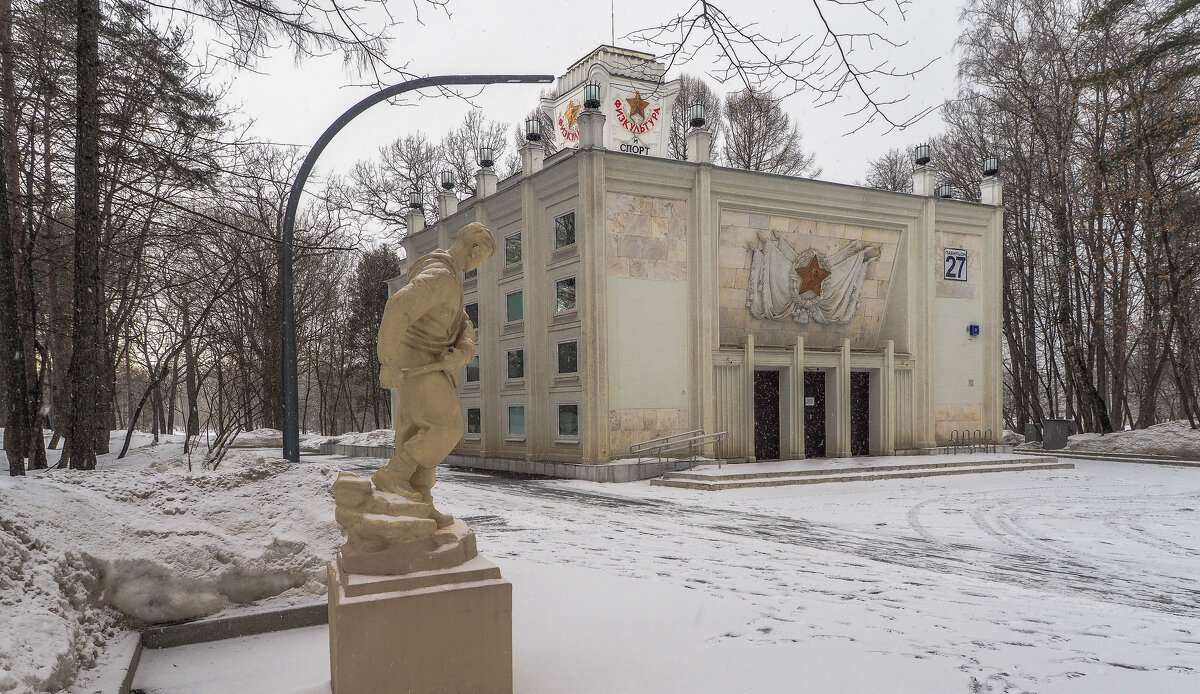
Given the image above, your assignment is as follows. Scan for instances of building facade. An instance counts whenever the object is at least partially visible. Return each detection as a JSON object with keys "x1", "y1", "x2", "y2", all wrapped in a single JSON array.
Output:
[{"x1": 388, "y1": 47, "x2": 1004, "y2": 467}]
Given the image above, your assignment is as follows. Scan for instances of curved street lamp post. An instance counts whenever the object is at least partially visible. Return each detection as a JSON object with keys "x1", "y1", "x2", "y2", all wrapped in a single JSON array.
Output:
[{"x1": 281, "y1": 74, "x2": 555, "y2": 462}]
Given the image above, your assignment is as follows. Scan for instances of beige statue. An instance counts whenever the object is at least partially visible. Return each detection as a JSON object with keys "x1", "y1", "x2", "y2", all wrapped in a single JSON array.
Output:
[{"x1": 331, "y1": 223, "x2": 496, "y2": 575}]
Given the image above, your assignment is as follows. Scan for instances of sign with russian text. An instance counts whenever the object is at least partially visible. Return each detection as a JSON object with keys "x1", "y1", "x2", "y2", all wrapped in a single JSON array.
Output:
[
  {"x1": 944, "y1": 248, "x2": 968, "y2": 281},
  {"x1": 614, "y1": 91, "x2": 661, "y2": 134}
]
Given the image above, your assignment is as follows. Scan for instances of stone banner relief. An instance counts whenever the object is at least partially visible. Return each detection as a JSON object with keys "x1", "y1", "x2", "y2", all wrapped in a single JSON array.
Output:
[
  {"x1": 719, "y1": 211, "x2": 900, "y2": 349},
  {"x1": 748, "y1": 230, "x2": 881, "y2": 325}
]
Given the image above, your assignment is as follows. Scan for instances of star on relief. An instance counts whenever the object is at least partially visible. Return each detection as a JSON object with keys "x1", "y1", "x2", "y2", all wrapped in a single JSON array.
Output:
[
  {"x1": 564, "y1": 100, "x2": 581, "y2": 127},
  {"x1": 795, "y1": 256, "x2": 831, "y2": 296},
  {"x1": 626, "y1": 91, "x2": 650, "y2": 118}
]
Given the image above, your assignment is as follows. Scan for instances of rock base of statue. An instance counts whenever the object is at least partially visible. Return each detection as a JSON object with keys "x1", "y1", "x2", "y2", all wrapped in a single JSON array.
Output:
[{"x1": 328, "y1": 554, "x2": 513, "y2": 694}]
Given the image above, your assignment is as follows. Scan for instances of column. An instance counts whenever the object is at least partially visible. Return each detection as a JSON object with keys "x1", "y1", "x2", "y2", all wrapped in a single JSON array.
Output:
[
  {"x1": 789, "y1": 336, "x2": 805, "y2": 459},
  {"x1": 745, "y1": 334, "x2": 755, "y2": 461},
  {"x1": 881, "y1": 340, "x2": 895, "y2": 454},
  {"x1": 835, "y1": 338, "x2": 852, "y2": 457}
]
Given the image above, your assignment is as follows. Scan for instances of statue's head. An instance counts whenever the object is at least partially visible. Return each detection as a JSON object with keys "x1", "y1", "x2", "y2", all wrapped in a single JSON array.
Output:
[{"x1": 453, "y1": 222, "x2": 497, "y2": 273}]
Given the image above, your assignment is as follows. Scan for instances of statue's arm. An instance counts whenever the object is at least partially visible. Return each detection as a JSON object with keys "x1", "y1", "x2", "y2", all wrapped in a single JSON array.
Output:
[{"x1": 377, "y1": 271, "x2": 442, "y2": 364}]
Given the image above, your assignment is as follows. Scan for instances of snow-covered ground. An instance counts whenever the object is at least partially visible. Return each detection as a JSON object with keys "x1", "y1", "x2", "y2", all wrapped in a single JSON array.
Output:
[{"x1": 4, "y1": 434, "x2": 1200, "y2": 693}]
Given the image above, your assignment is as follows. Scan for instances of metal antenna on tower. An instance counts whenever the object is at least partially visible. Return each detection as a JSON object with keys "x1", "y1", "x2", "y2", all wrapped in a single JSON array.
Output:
[{"x1": 611, "y1": 0, "x2": 615, "y2": 44}]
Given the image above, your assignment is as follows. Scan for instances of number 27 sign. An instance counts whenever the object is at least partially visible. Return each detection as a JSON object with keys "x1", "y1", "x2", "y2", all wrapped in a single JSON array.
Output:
[{"x1": 944, "y1": 248, "x2": 968, "y2": 282}]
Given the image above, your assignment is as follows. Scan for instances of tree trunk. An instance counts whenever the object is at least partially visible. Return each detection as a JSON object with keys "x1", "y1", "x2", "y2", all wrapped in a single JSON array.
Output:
[{"x1": 68, "y1": 0, "x2": 101, "y2": 470}]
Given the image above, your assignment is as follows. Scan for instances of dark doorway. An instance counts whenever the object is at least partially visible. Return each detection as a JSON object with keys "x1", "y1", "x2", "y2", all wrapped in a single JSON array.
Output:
[
  {"x1": 753, "y1": 370, "x2": 781, "y2": 460},
  {"x1": 850, "y1": 371, "x2": 870, "y2": 456},
  {"x1": 803, "y1": 371, "x2": 826, "y2": 457}
]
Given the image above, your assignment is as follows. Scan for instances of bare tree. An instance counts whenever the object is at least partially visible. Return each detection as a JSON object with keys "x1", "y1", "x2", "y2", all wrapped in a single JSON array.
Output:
[
  {"x1": 667, "y1": 73, "x2": 723, "y2": 162},
  {"x1": 628, "y1": 0, "x2": 935, "y2": 132},
  {"x1": 722, "y1": 88, "x2": 820, "y2": 176},
  {"x1": 861, "y1": 147, "x2": 912, "y2": 192}
]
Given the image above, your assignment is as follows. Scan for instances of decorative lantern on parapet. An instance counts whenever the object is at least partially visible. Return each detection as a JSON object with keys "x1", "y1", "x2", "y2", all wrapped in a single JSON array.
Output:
[
  {"x1": 937, "y1": 184, "x2": 954, "y2": 199},
  {"x1": 525, "y1": 118, "x2": 542, "y2": 141},
  {"x1": 583, "y1": 82, "x2": 602, "y2": 109},
  {"x1": 478, "y1": 145, "x2": 495, "y2": 169},
  {"x1": 914, "y1": 144, "x2": 932, "y2": 166},
  {"x1": 407, "y1": 190, "x2": 423, "y2": 209},
  {"x1": 983, "y1": 156, "x2": 1000, "y2": 177},
  {"x1": 440, "y1": 170, "x2": 456, "y2": 191},
  {"x1": 688, "y1": 103, "x2": 707, "y2": 129}
]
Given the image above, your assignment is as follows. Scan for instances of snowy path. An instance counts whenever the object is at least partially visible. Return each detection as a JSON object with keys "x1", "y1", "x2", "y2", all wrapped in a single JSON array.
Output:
[{"x1": 397, "y1": 459, "x2": 1200, "y2": 693}]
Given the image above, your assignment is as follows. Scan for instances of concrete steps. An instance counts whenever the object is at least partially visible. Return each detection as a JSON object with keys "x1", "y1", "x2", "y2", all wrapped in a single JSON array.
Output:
[{"x1": 651, "y1": 456, "x2": 1072, "y2": 491}]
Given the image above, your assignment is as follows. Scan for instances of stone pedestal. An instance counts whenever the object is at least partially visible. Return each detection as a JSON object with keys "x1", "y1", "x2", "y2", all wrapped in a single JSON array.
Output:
[{"x1": 328, "y1": 555, "x2": 513, "y2": 694}]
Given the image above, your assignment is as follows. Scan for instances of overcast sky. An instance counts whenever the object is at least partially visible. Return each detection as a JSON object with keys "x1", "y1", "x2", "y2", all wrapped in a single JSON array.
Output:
[{"x1": 214, "y1": 0, "x2": 967, "y2": 188}]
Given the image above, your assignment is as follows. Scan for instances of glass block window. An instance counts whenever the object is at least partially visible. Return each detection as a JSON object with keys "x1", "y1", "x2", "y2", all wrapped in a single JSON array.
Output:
[
  {"x1": 554, "y1": 211, "x2": 576, "y2": 249},
  {"x1": 505, "y1": 232, "x2": 522, "y2": 266},
  {"x1": 507, "y1": 349, "x2": 524, "y2": 380},
  {"x1": 558, "y1": 404, "x2": 579, "y2": 437},
  {"x1": 555, "y1": 276, "x2": 577, "y2": 313},
  {"x1": 464, "y1": 268, "x2": 477, "y2": 280},
  {"x1": 557, "y1": 341, "x2": 578, "y2": 374},
  {"x1": 466, "y1": 407, "x2": 481, "y2": 434},
  {"x1": 506, "y1": 290, "x2": 523, "y2": 322},
  {"x1": 507, "y1": 405, "x2": 526, "y2": 436},
  {"x1": 465, "y1": 355, "x2": 480, "y2": 383},
  {"x1": 465, "y1": 302, "x2": 479, "y2": 329}
]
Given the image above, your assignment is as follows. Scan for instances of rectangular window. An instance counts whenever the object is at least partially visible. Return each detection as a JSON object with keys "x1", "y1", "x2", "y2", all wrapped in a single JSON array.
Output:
[
  {"x1": 464, "y1": 268, "x2": 477, "y2": 280},
  {"x1": 554, "y1": 211, "x2": 576, "y2": 249},
  {"x1": 466, "y1": 407, "x2": 481, "y2": 434},
  {"x1": 505, "y1": 232, "x2": 522, "y2": 266},
  {"x1": 506, "y1": 290, "x2": 523, "y2": 322},
  {"x1": 507, "y1": 349, "x2": 524, "y2": 380},
  {"x1": 465, "y1": 355, "x2": 480, "y2": 383},
  {"x1": 555, "y1": 276, "x2": 577, "y2": 313},
  {"x1": 557, "y1": 340, "x2": 578, "y2": 374},
  {"x1": 558, "y1": 404, "x2": 579, "y2": 438},
  {"x1": 465, "y1": 302, "x2": 479, "y2": 329},
  {"x1": 507, "y1": 405, "x2": 526, "y2": 437}
]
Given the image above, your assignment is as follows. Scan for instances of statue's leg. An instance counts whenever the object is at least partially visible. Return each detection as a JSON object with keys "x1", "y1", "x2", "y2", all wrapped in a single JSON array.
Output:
[
  {"x1": 401, "y1": 373, "x2": 463, "y2": 528},
  {"x1": 371, "y1": 389, "x2": 422, "y2": 501}
]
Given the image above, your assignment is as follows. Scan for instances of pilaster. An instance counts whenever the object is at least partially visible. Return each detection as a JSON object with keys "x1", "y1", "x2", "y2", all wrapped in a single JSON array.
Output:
[
  {"x1": 579, "y1": 149, "x2": 609, "y2": 462},
  {"x1": 835, "y1": 338, "x2": 851, "y2": 457},
  {"x1": 745, "y1": 334, "x2": 756, "y2": 461},
  {"x1": 881, "y1": 339, "x2": 895, "y2": 454},
  {"x1": 790, "y1": 337, "x2": 806, "y2": 459}
]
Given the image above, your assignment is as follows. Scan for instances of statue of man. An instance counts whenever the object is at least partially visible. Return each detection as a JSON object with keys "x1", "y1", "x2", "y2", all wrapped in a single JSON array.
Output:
[{"x1": 373, "y1": 222, "x2": 496, "y2": 527}]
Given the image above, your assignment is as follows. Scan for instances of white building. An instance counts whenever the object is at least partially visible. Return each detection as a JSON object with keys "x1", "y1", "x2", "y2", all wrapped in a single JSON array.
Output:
[{"x1": 389, "y1": 46, "x2": 1003, "y2": 480}]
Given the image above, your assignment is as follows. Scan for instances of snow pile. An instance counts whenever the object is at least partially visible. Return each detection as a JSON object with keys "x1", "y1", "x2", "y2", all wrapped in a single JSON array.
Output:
[
  {"x1": 1064, "y1": 419, "x2": 1200, "y2": 459},
  {"x1": 0, "y1": 445, "x2": 342, "y2": 694},
  {"x1": 302, "y1": 429, "x2": 395, "y2": 452},
  {"x1": 228, "y1": 428, "x2": 284, "y2": 448}
]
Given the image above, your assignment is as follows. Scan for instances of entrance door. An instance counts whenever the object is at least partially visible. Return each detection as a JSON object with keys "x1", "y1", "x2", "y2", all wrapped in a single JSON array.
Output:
[
  {"x1": 850, "y1": 371, "x2": 870, "y2": 456},
  {"x1": 803, "y1": 371, "x2": 826, "y2": 457},
  {"x1": 753, "y1": 370, "x2": 781, "y2": 460}
]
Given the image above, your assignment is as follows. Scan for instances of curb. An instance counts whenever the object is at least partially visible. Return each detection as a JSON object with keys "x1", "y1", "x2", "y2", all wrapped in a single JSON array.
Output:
[{"x1": 140, "y1": 601, "x2": 329, "y2": 650}]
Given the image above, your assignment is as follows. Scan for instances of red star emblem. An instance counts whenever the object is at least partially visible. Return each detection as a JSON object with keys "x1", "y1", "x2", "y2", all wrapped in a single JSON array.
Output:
[{"x1": 795, "y1": 256, "x2": 831, "y2": 296}]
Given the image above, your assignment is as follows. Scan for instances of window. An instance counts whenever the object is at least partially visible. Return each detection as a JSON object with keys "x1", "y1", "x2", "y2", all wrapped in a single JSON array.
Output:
[
  {"x1": 465, "y1": 302, "x2": 479, "y2": 329},
  {"x1": 466, "y1": 407, "x2": 481, "y2": 435},
  {"x1": 558, "y1": 404, "x2": 579, "y2": 438},
  {"x1": 554, "y1": 211, "x2": 576, "y2": 249},
  {"x1": 557, "y1": 340, "x2": 578, "y2": 375},
  {"x1": 505, "y1": 232, "x2": 522, "y2": 265},
  {"x1": 506, "y1": 290, "x2": 523, "y2": 322},
  {"x1": 507, "y1": 349, "x2": 524, "y2": 380},
  {"x1": 464, "y1": 268, "x2": 477, "y2": 280},
  {"x1": 465, "y1": 355, "x2": 480, "y2": 383},
  {"x1": 555, "y1": 277, "x2": 577, "y2": 313},
  {"x1": 507, "y1": 405, "x2": 526, "y2": 437}
]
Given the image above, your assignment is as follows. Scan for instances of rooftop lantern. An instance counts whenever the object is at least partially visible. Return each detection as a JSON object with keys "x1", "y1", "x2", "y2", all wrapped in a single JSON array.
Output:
[
  {"x1": 525, "y1": 118, "x2": 542, "y2": 141},
  {"x1": 478, "y1": 145, "x2": 495, "y2": 169},
  {"x1": 583, "y1": 82, "x2": 601, "y2": 109},
  {"x1": 440, "y1": 170, "x2": 455, "y2": 190},
  {"x1": 914, "y1": 144, "x2": 931, "y2": 166},
  {"x1": 408, "y1": 190, "x2": 423, "y2": 209},
  {"x1": 937, "y1": 184, "x2": 954, "y2": 199},
  {"x1": 983, "y1": 156, "x2": 1000, "y2": 177},
  {"x1": 688, "y1": 103, "x2": 707, "y2": 128}
]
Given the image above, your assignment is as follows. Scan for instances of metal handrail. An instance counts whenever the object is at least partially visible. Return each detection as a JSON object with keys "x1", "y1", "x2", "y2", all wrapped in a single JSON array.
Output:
[
  {"x1": 630, "y1": 429, "x2": 704, "y2": 455},
  {"x1": 636, "y1": 431, "x2": 729, "y2": 466}
]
